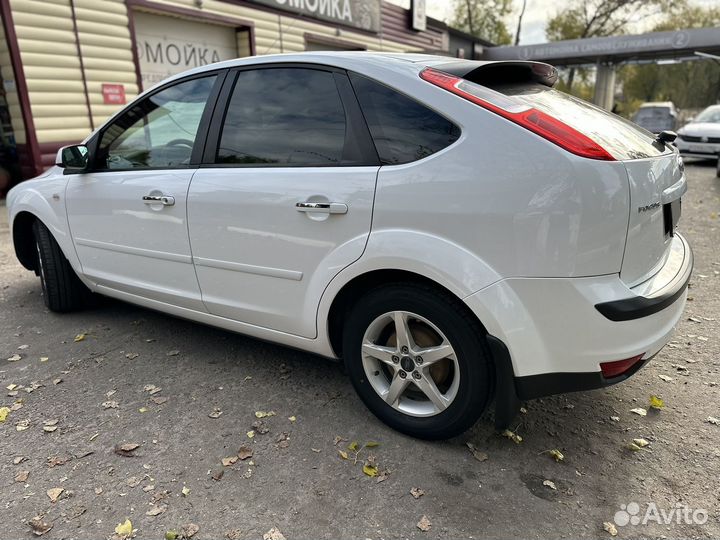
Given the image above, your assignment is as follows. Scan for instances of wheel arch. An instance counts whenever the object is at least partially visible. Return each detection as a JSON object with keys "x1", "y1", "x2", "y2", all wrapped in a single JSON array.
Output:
[
  {"x1": 12, "y1": 210, "x2": 40, "y2": 272},
  {"x1": 325, "y1": 268, "x2": 488, "y2": 359}
]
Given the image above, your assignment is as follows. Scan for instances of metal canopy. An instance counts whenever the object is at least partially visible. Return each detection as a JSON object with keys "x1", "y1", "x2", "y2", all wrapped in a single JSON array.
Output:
[{"x1": 480, "y1": 27, "x2": 720, "y2": 66}]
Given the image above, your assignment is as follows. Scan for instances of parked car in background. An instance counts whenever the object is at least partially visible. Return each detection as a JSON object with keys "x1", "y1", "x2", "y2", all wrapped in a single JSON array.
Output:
[
  {"x1": 675, "y1": 104, "x2": 720, "y2": 176},
  {"x1": 7, "y1": 53, "x2": 692, "y2": 439},
  {"x1": 632, "y1": 101, "x2": 677, "y2": 133}
]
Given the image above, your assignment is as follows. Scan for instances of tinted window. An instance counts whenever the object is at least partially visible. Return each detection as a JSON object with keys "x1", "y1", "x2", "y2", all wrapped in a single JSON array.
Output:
[
  {"x1": 217, "y1": 68, "x2": 350, "y2": 166},
  {"x1": 349, "y1": 73, "x2": 460, "y2": 165},
  {"x1": 97, "y1": 76, "x2": 216, "y2": 169}
]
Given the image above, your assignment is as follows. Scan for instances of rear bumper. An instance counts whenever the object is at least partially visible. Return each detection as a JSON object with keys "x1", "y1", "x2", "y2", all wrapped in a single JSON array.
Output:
[{"x1": 466, "y1": 234, "x2": 692, "y2": 401}]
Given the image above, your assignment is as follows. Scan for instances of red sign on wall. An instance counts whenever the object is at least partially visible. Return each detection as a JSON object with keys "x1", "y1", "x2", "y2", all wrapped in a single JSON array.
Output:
[{"x1": 102, "y1": 83, "x2": 126, "y2": 105}]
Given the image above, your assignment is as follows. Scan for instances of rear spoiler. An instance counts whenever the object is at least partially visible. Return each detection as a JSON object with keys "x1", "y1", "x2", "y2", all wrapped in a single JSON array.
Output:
[{"x1": 428, "y1": 60, "x2": 558, "y2": 89}]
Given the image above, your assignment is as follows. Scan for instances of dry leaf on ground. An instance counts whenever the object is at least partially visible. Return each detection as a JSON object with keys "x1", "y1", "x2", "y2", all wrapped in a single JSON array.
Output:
[
  {"x1": 74, "y1": 333, "x2": 86, "y2": 342},
  {"x1": 0, "y1": 406, "x2": 10, "y2": 422},
  {"x1": 237, "y1": 446, "x2": 253, "y2": 460},
  {"x1": 501, "y1": 429, "x2": 523, "y2": 444},
  {"x1": 114, "y1": 519, "x2": 134, "y2": 539},
  {"x1": 180, "y1": 523, "x2": 199, "y2": 538},
  {"x1": 410, "y1": 487, "x2": 425, "y2": 499},
  {"x1": 28, "y1": 516, "x2": 53, "y2": 536},
  {"x1": 466, "y1": 442, "x2": 488, "y2": 462},
  {"x1": 208, "y1": 407, "x2": 223, "y2": 419},
  {"x1": 630, "y1": 407, "x2": 647, "y2": 416},
  {"x1": 114, "y1": 443, "x2": 140, "y2": 457},
  {"x1": 649, "y1": 395, "x2": 664, "y2": 409},
  {"x1": 255, "y1": 411, "x2": 275, "y2": 418},
  {"x1": 47, "y1": 487, "x2": 64, "y2": 503},
  {"x1": 417, "y1": 515, "x2": 432, "y2": 532},
  {"x1": 15, "y1": 470, "x2": 29, "y2": 482},
  {"x1": 543, "y1": 479, "x2": 557, "y2": 490},
  {"x1": 548, "y1": 449, "x2": 564, "y2": 462},
  {"x1": 603, "y1": 521, "x2": 618, "y2": 536},
  {"x1": 222, "y1": 456, "x2": 238, "y2": 466},
  {"x1": 262, "y1": 527, "x2": 285, "y2": 540},
  {"x1": 146, "y1": 505, "x2": 167, "y2": 517},
  {"x1": 363, "y1": 463, "x2": 378, "y2": 477},
  {"x1": 7, "y1": 354, "x2": 22, "y2": 362},
  {"x1": 707, "y1": 416, "x2": 720, "y2": 425}
]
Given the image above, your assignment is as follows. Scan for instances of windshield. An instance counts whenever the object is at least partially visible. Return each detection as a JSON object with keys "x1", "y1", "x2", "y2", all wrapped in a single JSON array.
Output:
[
  {"x1": 695, "y1": 106, "x2": 720, "y2": 123},
  {"x1": 634, "y1": 107, "x2": 672, "y2": 121}
]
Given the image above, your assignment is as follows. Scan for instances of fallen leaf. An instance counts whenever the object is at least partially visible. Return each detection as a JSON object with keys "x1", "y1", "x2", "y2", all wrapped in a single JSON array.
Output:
[
  {"x1": 208, "y1": 407, "x2": 223, "y2": 419},
  {"x1": 40, "y1": 357, "x2": 49, "y2": 363},
  {"x1": 632, "y1": 438, "x2": 650, "y2": 447},
  {"x1": 365, "y1": 441, "x2": 380, "y2": 448},
  {"x1": 7, "y1": 354, "x2": 22, "y2": 362},
  {"x1": 74, "y1": 333, "x2": 86, "y2": 342},
  {"x1": 142, "y1": 485, "x2": 154, "y2": 492},
  {"x1": 165, "y1": 531, "x2": 179, "y2": 540},
  {"x1": 707, "y1": 416, "x2": 720, "y2": 426},
  {"x1": 15, "y1": 470, "x2": 29, "y2": 482},
  {"x1": 658, "y1": 374, "x2": 674, "y2": 382},
  {"x1": 212, "y1": 470, "x2": 224, "y2": 481},
  {"x1": 225, "y1": 530, "x2": 242, "y2": 540},
  {"x1": 252, "y1": 420, "x2": 270, "y2": 434},
  {"x1": 10, "y1": 401, "x2": 23, "y2": 412},
  {"x1": 47, "y1": 455, "x2": 69, "y2": 468},
  {"x1": 146, "y1": 505, "x2": 167, "y2": 517},
  {"x1": 222, "y1": 456, "x2": 238, "y2": 466},
  {"x1": 333, "y1": 435, "x2": 347, "y2": 446},
  {"x1": 348, "y1": 441, "x2": 359, "y2": 452},
  {"x1": 237, "y1": 446, "x2": 253, "y2": 460},
  {"x1": 410, "y1": 487, "x2": 425, "y2": 499},
  {"x1": 114, "y1": 518, "x2": 133, "y2": 539},
  {"x1": 43, "y1": 419, "x2": 59, "y2": 433},
  {"x1": 166, "y1": 350, "x2": 179, "y2": 356},
  {"x1": 6, "y1": 383, "x2": 17, "y2": 391},
  {"x1": 138, "y1": 407, "x2": 148, "y2": 413},
  {"x1": 13, "y1": 456, "x2": 26, "y2": 465},
  {"x1": 338, "y1": 450, "x2": 349, "y2": 460},
  {"x1": 114, "y1": 443, "x2": 140, "y2": 457},
  {"x1": 363, "y1": 463, "x2": 378, "y2": 477},
  {"x1": 53, "y1": 378, "x2": 62, "y2": 385},
  {"x1": 181, "y1": 485, "x2": 190, "y2": 497},
  {"x1": 288, "y1": 415, "x2": 296, "y2": 422},
  {"x1": 466, "y1": 442, "x2": 488, "y2": 462},
  {"x1": 255, "y1": 411, "x2": 275, "y2": 418},
  {"x1": 543, "y1": 479, "x2": 557, "y2": 490},
  {"x1": 548, "y1": 449, "x2": 564, "y2": 462},
  {"x1": 125, "y1": 353, "x2": 139, "y2": 360},
  {"x1": 151, "y1": 396, "x2": 169, "y2": 405},
  {"x1": 143, "y1": 384, "x2": 162, "y2": 395},
  {"x1": 630, "y1": 407, "x2": 647, "y2": 416},
  {"x1": 246, "y1": 430, "x2": 255, "y2": 439},
  {"x1": 417, "y1": 515, "x2": 432, "y2": 532},
  {"x1": 649, "y1": 395, "x2": 664, "y2": 410},
  {"x1": 95, "y1": 487, "x2": 103, "y2": 494},
  {"x1": 501, "y1": 429, "x2": 523, "y2": 444},
  {"x1": 16, "y1": 419, "x2": 30, "y2": 431},
  {"x1": 180, "y1": 523, "x2": 199, "y2": 538},
  {"x1": 311, "y1": 448, "x2": 321, "y2": 453},
  {"x1": 263, "y1": 527, "x2": 286, "y2": 540},
  {"x1": 126, "y1": 476, "x2": 141, "y2": 488},
  {"x1": 0, "y1": 406, "x2": 10, "y2": 422},
  {"x1": 47, "y1": 487, "x2": 64, "y2": 503},
  {"x1": 627, "y1": 441, "x2": 646, "y2": 451},
  {"x1": 603, "y1": 521, "x2": 618, "y2": 536},
  {"x1": 28, "y1": 516, "x2": 53, "y2": 536}
]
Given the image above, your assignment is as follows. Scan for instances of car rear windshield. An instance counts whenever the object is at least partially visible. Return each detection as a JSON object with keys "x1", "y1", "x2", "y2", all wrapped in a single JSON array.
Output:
[{"x1": 494, "y1": 82, "x2": 670, "y2": 160}]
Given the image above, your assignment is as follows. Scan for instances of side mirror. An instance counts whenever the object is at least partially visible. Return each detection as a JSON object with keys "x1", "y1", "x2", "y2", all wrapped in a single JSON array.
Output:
[{"x1": 56, "y1": 144, "x2": 89, "y2": 172}]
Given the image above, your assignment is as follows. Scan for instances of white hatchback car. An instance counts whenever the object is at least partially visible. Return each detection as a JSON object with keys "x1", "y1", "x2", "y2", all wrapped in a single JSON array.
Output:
[{"x1": 7, "y1": 53, "x2": 692, "y2": 439}]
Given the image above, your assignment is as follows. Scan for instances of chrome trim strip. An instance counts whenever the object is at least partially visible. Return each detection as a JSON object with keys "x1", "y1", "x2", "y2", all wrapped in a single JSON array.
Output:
[
  {"x1": 75, "y1": 238, "x2": 192, "y2": 264},
  {"x1": 193, "y1": 256, "x2": 303, "y2": 281}
]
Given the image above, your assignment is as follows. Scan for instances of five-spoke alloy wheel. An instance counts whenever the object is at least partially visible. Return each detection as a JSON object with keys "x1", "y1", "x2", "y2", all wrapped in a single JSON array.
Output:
[{"x1": 343, "y1": 283, "x2": 493, "y2": 440}]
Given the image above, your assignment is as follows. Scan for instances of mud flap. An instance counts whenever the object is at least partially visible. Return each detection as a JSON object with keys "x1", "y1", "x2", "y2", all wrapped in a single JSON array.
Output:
[{"x1": 486, "y1": 335, "x2": 520, "y2": 430}]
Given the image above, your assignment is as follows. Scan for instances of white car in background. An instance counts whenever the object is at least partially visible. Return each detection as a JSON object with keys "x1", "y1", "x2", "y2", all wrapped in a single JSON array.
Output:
[
  {"x1": 675, "y1": 104, "x2": 720, "y2": 176},
  {"x1": 7, "y1": 53, "x2": 692, "y2": 439},
  {"x1": 632, "y1": 101, "x2": 677, "y2": 134}
]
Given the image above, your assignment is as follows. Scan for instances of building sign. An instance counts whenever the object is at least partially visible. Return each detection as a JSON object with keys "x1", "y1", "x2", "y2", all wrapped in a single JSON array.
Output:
[
  {"x1": 134, "y1": 12, "x2": 239, "y2": 89},
  {"x1": 411, "y1": 0, "x2": 426, "y2": 32},
  {"x1": 254, "y1": 0, "x2": 381, "y2": 33},
  {"x1": 102, "y1": 83, "x2": 126, "y2": 105}
]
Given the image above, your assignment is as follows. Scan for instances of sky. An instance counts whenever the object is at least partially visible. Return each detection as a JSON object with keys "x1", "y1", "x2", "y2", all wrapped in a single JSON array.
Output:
[{"x1": 389, "y1": 0, "x2": 718, "y2": 45}]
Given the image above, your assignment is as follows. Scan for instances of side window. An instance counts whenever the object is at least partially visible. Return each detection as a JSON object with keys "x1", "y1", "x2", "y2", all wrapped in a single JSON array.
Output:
[
  {"x1": 96, "y1": 76, "x2": 217, "y2": 170},
  {"x1": 349, "y1": 73, "x2": 460, "y2": 165},
  {"x1": 217, "y1": 68, "x2": 355, "y2": 166}
]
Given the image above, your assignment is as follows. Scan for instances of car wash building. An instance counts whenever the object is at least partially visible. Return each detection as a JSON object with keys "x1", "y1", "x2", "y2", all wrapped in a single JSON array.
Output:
[{"x1": 1, "y1": 0, "x2": 485, "y2": 188}]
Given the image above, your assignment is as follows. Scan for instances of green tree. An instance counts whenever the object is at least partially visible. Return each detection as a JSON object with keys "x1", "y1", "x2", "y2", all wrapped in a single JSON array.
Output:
[
  {"x1": 546, "y1": 0, "x2": 670, "y2": 91},
  {"x1": 451, "y1": 0, "x2": 514, "y2": 45},
  {"x1": 619, "y1": 5, "x2": 720, "y2": 113}
]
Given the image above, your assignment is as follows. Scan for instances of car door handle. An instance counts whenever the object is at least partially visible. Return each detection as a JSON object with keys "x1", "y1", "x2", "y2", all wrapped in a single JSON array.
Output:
[
  {"x1": 143, "y1": 195, "x2": 175, "y2": 206},
  {"x1": 295, "y1": 201, "x2": 348, "y2": 214}
]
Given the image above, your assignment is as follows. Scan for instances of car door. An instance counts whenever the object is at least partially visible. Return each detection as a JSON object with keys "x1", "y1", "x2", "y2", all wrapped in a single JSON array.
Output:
[
  {"x1": 65, "y1": 73, "x2": 224, "y2": 310},
  {"x1": 187, "y1": 65, "x2": 380, "y2": 338}
]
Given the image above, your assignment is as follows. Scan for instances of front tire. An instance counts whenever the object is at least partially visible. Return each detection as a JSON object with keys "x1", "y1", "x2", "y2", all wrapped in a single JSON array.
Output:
[
  {"x1": 32, "y1": 220, "x2": 89, "y2": 312},
  {"x1": 342, "y1": 283, "x2": 493, "y2": 440}
]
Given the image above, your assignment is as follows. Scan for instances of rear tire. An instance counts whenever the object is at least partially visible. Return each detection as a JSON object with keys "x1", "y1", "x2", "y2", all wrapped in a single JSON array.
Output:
[
  {"x1": 342, "y1": 283, "x2": 493, "y2": 440},
  {"x1": 32, "y1": 220, "x2": 89, "y2": 312}
]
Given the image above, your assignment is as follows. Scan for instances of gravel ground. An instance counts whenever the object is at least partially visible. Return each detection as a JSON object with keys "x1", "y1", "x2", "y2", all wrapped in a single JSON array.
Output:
[{"x1": 1, "y1": 162, "x2": 719, "y2": 540}]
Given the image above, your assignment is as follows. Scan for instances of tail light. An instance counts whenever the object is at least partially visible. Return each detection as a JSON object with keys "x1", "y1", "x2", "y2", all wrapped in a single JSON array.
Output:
[
  {"x1": 419, "y1": 68, "x2": 615, "y2": 161},
  {"x1": 599, "y1": 354, "x2": 645, "y2": 379}
]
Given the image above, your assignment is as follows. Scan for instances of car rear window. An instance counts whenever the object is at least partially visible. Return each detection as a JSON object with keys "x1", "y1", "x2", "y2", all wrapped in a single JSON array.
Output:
[{"x1": 494, "y1": 83, "x2": 670, "y2": 160}]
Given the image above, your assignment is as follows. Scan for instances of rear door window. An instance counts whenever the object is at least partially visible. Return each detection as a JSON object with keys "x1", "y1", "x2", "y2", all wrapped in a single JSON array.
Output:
[
  {"x1": 217, "y1": 68, "x2": 361, "y2": 166},
  {"x1": 349, "y1": 73, "x2": 460, "y2": 165}
]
